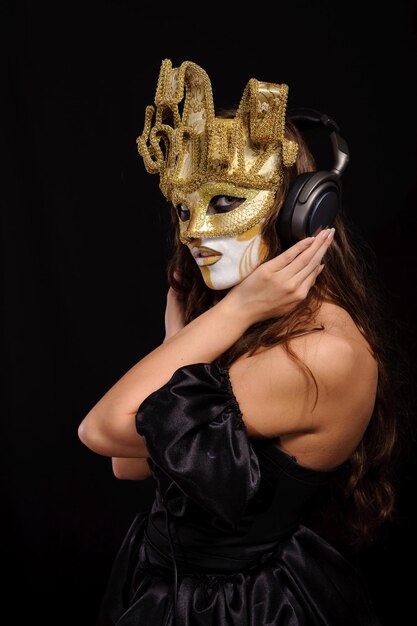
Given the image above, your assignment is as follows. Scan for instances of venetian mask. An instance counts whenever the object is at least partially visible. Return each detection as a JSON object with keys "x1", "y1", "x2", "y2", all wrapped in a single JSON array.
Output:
[{"x1": 136, "y1": 59, "x2": 298, "y2": 288}]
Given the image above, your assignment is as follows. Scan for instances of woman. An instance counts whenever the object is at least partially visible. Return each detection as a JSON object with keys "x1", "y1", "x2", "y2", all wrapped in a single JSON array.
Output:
[{"x1": 78, "y1": 60, "x2": 399, "y2": 625}]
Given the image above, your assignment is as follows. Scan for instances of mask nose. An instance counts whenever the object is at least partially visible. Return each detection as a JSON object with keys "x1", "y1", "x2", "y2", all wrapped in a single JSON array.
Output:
[
  {"x1": 181, "y1": 231, "x2": 194, "y2": 245},
  {"x1": 182, "y1": 208, "x2": 209, "y2": 242}
]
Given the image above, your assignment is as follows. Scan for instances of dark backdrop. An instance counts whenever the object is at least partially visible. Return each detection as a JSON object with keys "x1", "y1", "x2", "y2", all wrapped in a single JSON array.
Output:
[{"x1": 2, "y1": 1, "x2": 416, "y2": 624}]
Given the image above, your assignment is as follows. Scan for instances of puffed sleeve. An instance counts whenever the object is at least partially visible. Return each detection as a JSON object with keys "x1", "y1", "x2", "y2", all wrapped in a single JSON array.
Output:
[{"x1": 135, "y1": 361, "x2": 261, "y2": 530}]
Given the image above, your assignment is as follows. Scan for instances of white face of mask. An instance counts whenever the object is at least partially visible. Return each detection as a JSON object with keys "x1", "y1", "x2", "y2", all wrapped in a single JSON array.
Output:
[{"x1": 186, "y1": 219, "x2": 268, "y2": 290}]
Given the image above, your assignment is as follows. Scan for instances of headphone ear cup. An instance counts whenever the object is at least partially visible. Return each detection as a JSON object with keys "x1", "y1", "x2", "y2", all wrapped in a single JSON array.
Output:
[
  {"x1": 277, "y1": 172, "x2": 316, "y2": 244},
  {"x1": 277, "y1": 171, "x2": 341, "y2": 244}
]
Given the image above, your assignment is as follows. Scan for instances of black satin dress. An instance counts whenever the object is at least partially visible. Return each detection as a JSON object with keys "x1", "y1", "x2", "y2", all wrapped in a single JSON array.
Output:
[{"x1": 98, "y1": 362, "x2": 381, "y2": 626}]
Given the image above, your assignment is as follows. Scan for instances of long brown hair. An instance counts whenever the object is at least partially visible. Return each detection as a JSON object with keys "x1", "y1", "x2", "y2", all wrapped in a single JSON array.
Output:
[{"x1": 165, "y1": 117, "x2": 413, "y2": 549}]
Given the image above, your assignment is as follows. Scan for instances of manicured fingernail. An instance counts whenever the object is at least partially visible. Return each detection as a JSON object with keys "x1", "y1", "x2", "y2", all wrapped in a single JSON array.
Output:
[
  {"x1": 327, "y1": 228, "x2": 335, "y2": 239},
  {"x1": 321, "y1": 228, "x2": 330, "y2": 239}
]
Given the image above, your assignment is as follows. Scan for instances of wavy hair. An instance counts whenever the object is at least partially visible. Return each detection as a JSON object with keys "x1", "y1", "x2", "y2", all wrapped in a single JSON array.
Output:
[{"x1": 164, "y1": 115, "x2": 414, "y2": 549}]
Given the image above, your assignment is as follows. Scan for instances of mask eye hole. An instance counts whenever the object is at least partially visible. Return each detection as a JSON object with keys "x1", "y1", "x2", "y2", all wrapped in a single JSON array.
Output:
[
  {"x1": 206, "y1": 195, "x2": 246, "y2": 215},
  {"x1": 176, "y1": 203, "x2": 191, "y2": 222}
]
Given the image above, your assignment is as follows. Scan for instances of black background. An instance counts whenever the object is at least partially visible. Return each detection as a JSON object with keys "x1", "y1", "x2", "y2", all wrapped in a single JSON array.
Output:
[{"x1": 2, "y1": 1, "x2": 417, "y2": 624}]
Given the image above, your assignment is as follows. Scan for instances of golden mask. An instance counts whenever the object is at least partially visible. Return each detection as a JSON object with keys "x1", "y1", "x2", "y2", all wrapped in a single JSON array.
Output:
[{"x1": 136, "y1": 59, "x2": 298, "y2": 243}]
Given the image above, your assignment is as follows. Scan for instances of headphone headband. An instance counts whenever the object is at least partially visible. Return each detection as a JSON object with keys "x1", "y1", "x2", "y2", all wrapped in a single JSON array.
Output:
[
  {"x1": 287, "y1": 107, "x2": 349, "y2": 176},
  {"x1": 287, "y1": 107, "x2": 341, "y2": 133}
]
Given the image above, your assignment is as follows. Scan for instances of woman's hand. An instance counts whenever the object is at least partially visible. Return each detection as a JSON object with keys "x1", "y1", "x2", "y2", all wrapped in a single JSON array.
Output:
[
  {"x1": 164, "y1": 274, "x2": 186, "y2": 342},
  {"x1": 224, "y1": 228, "x2": 335, "y2": 325}
]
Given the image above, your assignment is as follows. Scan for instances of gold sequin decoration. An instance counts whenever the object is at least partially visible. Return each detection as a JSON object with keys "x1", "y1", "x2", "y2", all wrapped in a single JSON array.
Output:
[
  {"x1": 175, "y1": 181, "x2": 275, "y2": 243},
  {"x1": 136, "y1": 59, "x2": 299, "y2": 226}
]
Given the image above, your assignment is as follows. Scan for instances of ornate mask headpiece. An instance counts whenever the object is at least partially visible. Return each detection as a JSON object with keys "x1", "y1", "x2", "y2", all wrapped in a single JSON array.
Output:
[{"x1": 136, "y1": 59, "x2": 298, "y2": 243}]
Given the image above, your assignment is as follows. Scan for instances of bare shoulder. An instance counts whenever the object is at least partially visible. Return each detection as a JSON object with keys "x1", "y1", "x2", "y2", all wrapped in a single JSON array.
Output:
[
  {"x1": 228, "y1": 302, "x2": 378, "y2": 470},
  {"x1": 300, "y1": 301, "x2": 377, "y2": 381}
]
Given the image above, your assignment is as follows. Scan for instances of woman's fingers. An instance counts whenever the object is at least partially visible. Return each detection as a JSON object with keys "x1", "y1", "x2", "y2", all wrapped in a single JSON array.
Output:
[
  {"x1": 267, "y1": 227, "x2": 333, "y2": 276},
  {"x1": 266, "y1": 234, "x2": 319, "y2": 272},
  {"x1": 293, "y1": 228, "x2": 335, "y2": 283},
  {"x1": 288, "y1": 228, "x2": 334, "y2": 274}
]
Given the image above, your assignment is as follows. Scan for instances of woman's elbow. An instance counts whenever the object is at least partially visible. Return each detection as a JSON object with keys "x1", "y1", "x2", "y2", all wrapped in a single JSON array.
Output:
[
  {"x1": 78, "y1": 410, "x2": 148, "y2": 458},
  {"x1": 78, "y1": 413, "x2": 109, "y2": 456}
]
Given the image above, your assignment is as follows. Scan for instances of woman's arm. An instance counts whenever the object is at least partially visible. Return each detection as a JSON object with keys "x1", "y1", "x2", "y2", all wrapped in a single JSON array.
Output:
[
  {"x1": 111, "y1": 457, "x2": 152, "y2": 480},
  {"x1": 78, "y1": 231, "x2": 332, "y2": 459},
  {"x1": 78, "y1": 294, "x2": 251, "y2": 458}
]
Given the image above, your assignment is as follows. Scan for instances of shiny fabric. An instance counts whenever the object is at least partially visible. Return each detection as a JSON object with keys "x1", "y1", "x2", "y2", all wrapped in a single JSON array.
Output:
[{"x1": 98, "y1": 362, "x2": 381, "y2": 625}]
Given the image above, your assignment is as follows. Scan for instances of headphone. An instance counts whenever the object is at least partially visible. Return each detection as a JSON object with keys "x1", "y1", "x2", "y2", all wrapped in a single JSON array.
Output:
[{"x1": 276, "y1": 107, "x2": 350, "y2": 246}]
